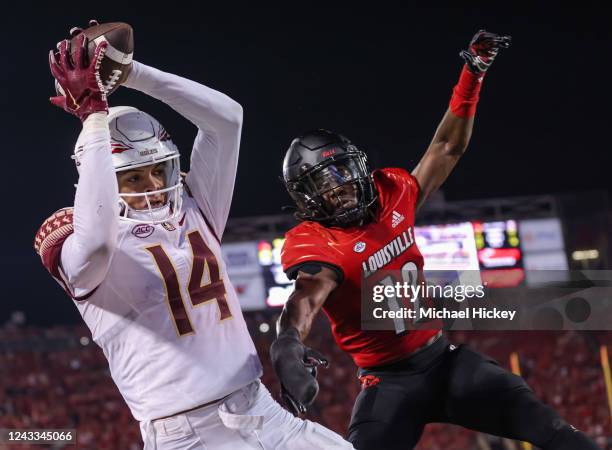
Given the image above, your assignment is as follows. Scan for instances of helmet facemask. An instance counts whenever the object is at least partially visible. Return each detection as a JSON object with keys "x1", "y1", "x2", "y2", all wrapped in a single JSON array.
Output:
[
  {"x1": 287, "y1": 152, "x2": 377, "y2": 227},
  {"x1": 116, "y1": 154, "x2": 183, "y2": 224}
]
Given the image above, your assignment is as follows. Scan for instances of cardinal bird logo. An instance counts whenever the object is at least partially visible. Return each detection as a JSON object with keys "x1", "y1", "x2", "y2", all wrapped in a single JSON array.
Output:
[{"x1": 354, "y1": 241, "x2": 366, "y2": 253}]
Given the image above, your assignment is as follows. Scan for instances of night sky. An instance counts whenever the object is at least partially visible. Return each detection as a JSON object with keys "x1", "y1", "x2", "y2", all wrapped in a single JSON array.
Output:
[{"x1": 3, "y1": 5, "x2": 611, "y2": 325}]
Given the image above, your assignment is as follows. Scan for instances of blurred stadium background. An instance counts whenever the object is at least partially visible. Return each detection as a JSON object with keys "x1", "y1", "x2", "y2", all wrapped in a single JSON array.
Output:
[{"x1": 3, "y1": 190, "x2": 611, "y2": 449}]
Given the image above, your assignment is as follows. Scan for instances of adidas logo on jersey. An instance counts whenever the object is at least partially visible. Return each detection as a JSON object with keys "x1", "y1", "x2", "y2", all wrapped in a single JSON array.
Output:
[{"x1": 391, "y1": 211, "x2": 405, "y2": 228}]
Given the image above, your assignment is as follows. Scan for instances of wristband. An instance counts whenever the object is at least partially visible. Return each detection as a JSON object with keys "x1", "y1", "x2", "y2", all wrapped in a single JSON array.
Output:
[
  {"x1": 82, "y1": 112, "x2": 109, "y2": 135},
  {"x1": 449, "y1": 65, "x2": 485, "y2": 118}
]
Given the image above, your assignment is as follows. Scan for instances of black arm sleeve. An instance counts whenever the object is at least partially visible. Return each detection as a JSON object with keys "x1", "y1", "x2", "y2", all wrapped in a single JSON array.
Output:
[{"x1": 285, "y1": 262, "x2": 344, "y2": 284}]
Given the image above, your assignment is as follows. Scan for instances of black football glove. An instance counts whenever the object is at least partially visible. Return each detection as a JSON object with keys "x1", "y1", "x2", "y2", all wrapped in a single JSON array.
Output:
[
  {"x1": 460, "y1": 30, "x2": 511, "y2": 75},
  {"x1": 270, "y1": 327, "x2": 329, "y2": 415}
]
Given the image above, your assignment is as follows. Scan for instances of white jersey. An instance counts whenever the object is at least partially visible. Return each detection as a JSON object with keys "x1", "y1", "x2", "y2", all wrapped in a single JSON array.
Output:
[{"x1": 35, "y1": 62, "x2": 262, "y2": 421}]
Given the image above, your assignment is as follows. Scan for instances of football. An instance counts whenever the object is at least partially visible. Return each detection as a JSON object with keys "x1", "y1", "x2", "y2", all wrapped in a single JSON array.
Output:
[{"x1": 56, "y1": 22, "x2": 133, "y2": 96}]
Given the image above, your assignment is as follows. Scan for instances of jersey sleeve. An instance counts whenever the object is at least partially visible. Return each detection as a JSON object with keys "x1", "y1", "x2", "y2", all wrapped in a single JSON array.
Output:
[
  {"x1": 59, "y1": 117, "x2": 119, "y2": 298},
  {"x1": 34, "y1": 208, "x2": 73, "y2": 275},
  {"x1": 403, "y1": 169, "x2": 421, "y2": 204},
  {"x1": 281, "y1": 226, "x2": 345, "y2": 282},
  {"x1": 379, "y1": 167, "x2": 421, "y2": 210},
  {"x1": 34, "y1": 208, "x2": 103, "y2": 301},
  {"x1": 33, "y1": 209, "x2": 75, "y2": 298},
  {"x1": 124, "y1": 61, "x2": 243, "y2": 242}
]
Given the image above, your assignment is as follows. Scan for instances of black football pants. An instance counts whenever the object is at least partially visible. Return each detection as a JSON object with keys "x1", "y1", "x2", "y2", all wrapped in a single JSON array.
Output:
[{"x1": 347, "y1": 336, "x2": 601, "y2": 450}]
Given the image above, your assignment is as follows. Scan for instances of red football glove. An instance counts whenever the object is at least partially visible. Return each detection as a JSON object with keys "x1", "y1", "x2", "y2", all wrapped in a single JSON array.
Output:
[
  {"x1": 49, "y1": 33, "x2": 108, "y2": 122},
  {"x1": 460, "y1": 30, "x2": 511, "y2": 75}
]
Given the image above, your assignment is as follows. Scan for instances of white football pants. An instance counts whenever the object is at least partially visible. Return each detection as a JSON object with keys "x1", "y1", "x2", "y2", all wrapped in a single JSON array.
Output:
[{"x1": 139, "y1": 380, "x2": 354, "y2": 449}]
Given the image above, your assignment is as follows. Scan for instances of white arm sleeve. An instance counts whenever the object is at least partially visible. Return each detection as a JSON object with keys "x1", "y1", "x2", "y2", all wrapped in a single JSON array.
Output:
[
  {"x1": 60, "y1": 113, "x2": 119, "y2": 295},
  {"x1": 123, "y1": 61, "x2": 243, "y2": 240}
]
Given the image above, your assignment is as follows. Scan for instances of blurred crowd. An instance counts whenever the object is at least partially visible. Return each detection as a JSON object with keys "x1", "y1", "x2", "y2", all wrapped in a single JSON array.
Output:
[{"x1": 0, "y1": 316, "x2": 610, "y2": 450}]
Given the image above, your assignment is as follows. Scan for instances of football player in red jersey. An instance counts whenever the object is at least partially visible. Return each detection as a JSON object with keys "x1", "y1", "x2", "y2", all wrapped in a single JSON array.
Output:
[{"x1": 270, "y1": 31, "x2": 601, "y2": 450}]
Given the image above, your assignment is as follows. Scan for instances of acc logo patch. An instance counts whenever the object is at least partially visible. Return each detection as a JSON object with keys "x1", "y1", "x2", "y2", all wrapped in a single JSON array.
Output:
[
  {"x1": 132, "y1": 224, "x2": 154, "y2": 238},
  {"x1": 354, "y1": 241, "x2": 366, "y2": 253}
]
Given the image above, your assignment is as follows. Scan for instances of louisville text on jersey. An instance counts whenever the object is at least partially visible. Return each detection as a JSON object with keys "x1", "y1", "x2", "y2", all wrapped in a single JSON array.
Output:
[{"x1": 361, "y1": 226, "x2": 415, "y2": 277}]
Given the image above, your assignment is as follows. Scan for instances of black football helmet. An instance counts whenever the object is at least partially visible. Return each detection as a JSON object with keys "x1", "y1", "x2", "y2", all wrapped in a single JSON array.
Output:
[{"x1": 282, "y1": 129, "x2": 378, "y2": 227}]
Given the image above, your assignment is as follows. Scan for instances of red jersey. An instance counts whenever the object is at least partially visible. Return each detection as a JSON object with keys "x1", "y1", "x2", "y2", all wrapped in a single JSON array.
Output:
[{"x1": 281, "y1": 168, "x2": 439, "y2": 368}]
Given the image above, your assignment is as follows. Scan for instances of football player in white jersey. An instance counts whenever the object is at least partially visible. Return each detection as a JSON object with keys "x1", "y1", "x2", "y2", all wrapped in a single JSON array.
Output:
[{"x1": 36, "y1": 25, "x2": 353, "y2": 450}]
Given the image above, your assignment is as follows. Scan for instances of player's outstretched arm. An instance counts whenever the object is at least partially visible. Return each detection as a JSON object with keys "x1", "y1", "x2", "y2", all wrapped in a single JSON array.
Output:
[
  {"x1": 123, "y1": 62, "x2": 243, "y2": 239},
  {"x1": 48, "y1": 35, "x2": 120, "y2": 295},
  {"x1": 412, "y1": 30, "x2": 511, "y2": 209},
  {"x1": 271, "y1": 266, "x2": 338, "y2": 414}
]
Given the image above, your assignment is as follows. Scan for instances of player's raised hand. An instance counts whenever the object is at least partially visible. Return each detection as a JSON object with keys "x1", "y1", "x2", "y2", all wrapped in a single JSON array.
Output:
[
  {"x1": 49, "y1": 33, "x2": 108, "y2": 122},
  {"x1": 270, "y1": 328, "x2": 329, "y2": 415},
  {"x1": 460, "y1": 30, "x2": 511, "y2": 75}
]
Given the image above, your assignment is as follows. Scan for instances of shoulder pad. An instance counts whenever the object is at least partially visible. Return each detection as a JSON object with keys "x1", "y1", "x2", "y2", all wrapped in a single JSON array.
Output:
[
  {"x1": 282, "y1": 223, "x2": 342, "y2": 272},
  {"x1": 34, "y1": 208, "x2": 74, "y2": 272},
  {"x1": 375, "y1": 167, "x2": 421, "y2": 205}
]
